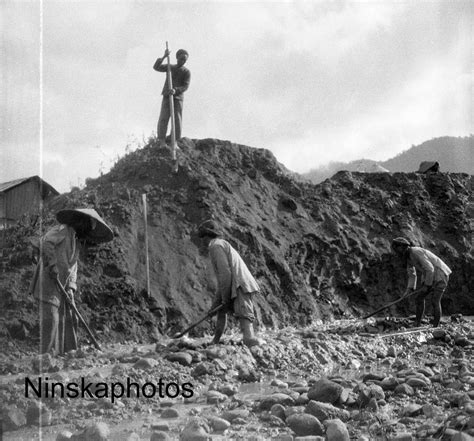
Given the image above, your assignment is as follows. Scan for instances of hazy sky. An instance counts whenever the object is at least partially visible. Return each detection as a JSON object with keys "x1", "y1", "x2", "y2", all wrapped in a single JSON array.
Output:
[{"x1": 1, "y1": 1, "x2": 472, "y2": 192}]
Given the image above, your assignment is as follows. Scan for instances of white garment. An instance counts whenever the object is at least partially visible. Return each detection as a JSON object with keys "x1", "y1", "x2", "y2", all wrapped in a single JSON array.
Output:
[
  {"x1": 209, "y1": 238, "x2": 260, "y2": 300},
  {"x1": 407, "y1": 247, "x2": 452, "y2": 289}
]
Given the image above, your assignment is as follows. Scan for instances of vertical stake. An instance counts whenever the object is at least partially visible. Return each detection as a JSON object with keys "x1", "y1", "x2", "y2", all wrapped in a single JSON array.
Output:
[{"x1": 142, "y1": 193, "x2": 151, "y2": 298}]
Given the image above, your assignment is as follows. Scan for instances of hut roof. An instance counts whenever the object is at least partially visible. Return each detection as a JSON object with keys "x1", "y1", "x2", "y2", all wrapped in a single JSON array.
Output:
[{"x1": 0, "y1": 176, "x2": 59, "y2": 197}]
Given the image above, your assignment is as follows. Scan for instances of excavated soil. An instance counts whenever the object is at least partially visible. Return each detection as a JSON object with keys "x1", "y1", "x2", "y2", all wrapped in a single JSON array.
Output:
[
  {"x1": 0, "y1": 137, "x2": 473, "y2": 439},
  {"x1": 0, "y1": 137, "x2": 472, "y2": 346}
]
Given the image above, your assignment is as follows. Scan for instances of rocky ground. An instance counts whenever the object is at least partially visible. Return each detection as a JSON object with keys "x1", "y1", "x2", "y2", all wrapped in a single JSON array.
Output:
[
  {"x1": 0, "y1": 137, "x2": 472, "y2": 439},
  {"x1": 1, "y1": 315, "x2": 473, "y2": 440}
]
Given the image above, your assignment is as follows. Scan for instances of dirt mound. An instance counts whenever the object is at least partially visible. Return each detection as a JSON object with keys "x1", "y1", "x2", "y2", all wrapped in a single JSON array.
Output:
[{"x1": 1, "y1": 137, "x2": 472, "y2": 345}]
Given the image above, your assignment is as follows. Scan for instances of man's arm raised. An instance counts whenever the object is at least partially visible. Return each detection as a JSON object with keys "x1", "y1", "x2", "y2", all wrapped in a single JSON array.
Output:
[{"x1": 153, "y1": 48, "x2": 170, "y2": 72}]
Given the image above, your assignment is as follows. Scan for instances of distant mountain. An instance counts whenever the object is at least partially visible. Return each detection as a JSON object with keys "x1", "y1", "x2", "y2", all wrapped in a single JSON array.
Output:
[
  {"x1": 304, "y1": 136, "x2": 473, "y2": 183},
  {"x1": 380, "y1": 136, "x2": 473, "y2": 173}
]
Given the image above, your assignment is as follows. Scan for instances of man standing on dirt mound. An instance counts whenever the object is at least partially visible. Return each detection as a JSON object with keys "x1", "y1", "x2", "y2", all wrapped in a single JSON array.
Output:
[
  {"x1": 198, "y1": 220, "x2": 261, "y2": 347},
  {"x1": 153, "y1": 48, "x2": 191, "y2": 147},
  {"x1": 391, "y1": 237, "x2": 452, "y2": 328},
  {"x1": 30, "y1": 209, "x2": 113, "y2": 355}
]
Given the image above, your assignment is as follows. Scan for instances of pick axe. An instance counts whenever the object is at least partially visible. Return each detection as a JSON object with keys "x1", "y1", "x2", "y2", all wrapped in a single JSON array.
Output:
[
  {"x1": 55, "y1": 277, "x2": 102, "y2": 351},
  {"x1": 362, "y1": 287, "x2": 424, "y2": 320},
  {"x1": 173, "y1": 304, "x2": 224, "y2": 339}
]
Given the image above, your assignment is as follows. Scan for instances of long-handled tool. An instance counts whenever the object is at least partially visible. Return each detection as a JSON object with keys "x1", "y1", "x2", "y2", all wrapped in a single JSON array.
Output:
[
  {"x1": 359, "y1": 325, "x2": 431, "y2": 338},
  {"x1": 165, "y1": 41, "x2": 179, "y2": 173},
  {"x1": 55, "y1": 277, "x2": 102, "y2": 350},
  {"x1": 362, "y1": 287, "x2": 424, "y2": 320},
  {"x1": 174, "y1": 304, "x2": 224, "y2": 338},
  {"x1": 142, "y1": 193, "x2": 151, "y2": 299}
]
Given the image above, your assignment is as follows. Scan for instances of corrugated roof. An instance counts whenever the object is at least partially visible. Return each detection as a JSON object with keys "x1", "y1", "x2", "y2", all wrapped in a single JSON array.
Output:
[{"x1": 0, "y1": 176, "x2": 59, "y2": 195}]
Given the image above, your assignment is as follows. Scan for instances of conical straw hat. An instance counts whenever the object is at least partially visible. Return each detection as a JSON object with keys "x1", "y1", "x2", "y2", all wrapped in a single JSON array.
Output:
[{"x1": 56, "y1": 208, "x2": 114, "y2": 243}]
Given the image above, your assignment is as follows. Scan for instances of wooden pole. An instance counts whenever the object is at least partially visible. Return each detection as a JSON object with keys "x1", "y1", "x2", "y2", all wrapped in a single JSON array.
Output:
[
  {"x1": 142, "y1": 193, "x2": 151, "y2": 298},
  {"x1": 165, "y1": 41, "x2": 178, "y2": 171}
]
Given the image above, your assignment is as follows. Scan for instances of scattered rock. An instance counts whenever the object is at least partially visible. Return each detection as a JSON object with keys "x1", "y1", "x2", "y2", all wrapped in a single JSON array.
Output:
[
  {"x1": 388, "y1": 433, "x2": 414, "y2": 441},
  {"x1": 166, "y1": 352, "x2": 193, "y2": 366},
  {"x1": 151, "y1": 424, "x2": 170, "y2": 431},
  {"x1": 394, "y1": 383, "x2": 415, "y2": 396},
  {"x1": 207, "y1": 416, "x2": 230, "y2": 432},
  {"x1": 179, "y1": 417, "x2": 210, "y2": 441},
  {"x1": 271, "y1": 378, "x2": 289, "y2": 388},
  {"x1": 73, "y1": 422, "x2": 110, "y2": 441},
  {"x1": 161, "y1": 408, "x2": 179, "y2": 418},
  {"x1": 286, "y1": 413, "x2": 324, "y2": 436},
  {"x1": 133, "y1": 357, "x2": 159, "y2": 370},
  {"x1": 3, "y1": 407, "x2": 26, "y2": 431},
  {"x1": 402, "y1": 403, "x2": 423, "y2": 417},
  {"x1": 150, "y1": 432, "x2": 170, "y2": 441},
  {"x1": 306, "y1": 400, "x2": 350, "y2": 422},
  {"x1": 325, "y1": 418, "x2": 350, "y2": 441},
  {"x1": 307, "y1": 379, "x2": 343, "y2": 404},
  {"x1": 406, "y1": 377, "x2": 430, "y2": 389},
  {"x1": 259, "y1": 393, "x2": 295, "y2": 410},
  {"x1": 206, "y1": 390, "x2": 228, "y2": 404},
  {"x1": 387, "y1": 346, "x2": 397, "y2": 357},
  {"x1": 271, "y1": 403, "x2": 287, "y2": 421},
  {"x1": 56, "y1": 431, "x2": 73, "y2": 441},
  {"x1": 357, "y1": 383, "x2": 385, "y2": 406},
  {"x1": 432, "y1": 329, "x2": 447, "y2": 339},
  {"x1": 237, "y1": 366, "x2": 262, "y2": 382},
  {"x1": 221, "y1": 409, "x2": 250, "y2": 422},
  {"x1": 217, "y1": 384, "x2": 238, "y2": 396},
  {"x1": 191, "y1": 362, "x2": 214, "y2": 377},
  {"x1": 381, "y1": 376, "x2": 400, "y2": 391}
]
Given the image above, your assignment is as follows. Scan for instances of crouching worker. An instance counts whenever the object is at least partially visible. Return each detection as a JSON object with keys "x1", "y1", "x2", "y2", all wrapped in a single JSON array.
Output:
[
  {"x1": 198, "y1": 220, "x2": 261, "y2": 347},
  {"x1": 391, "y1": 237, "x2": 451, "y2": 327},
  {"x1": 30, "y1": 209, "x2": 113, "y2": 355}
]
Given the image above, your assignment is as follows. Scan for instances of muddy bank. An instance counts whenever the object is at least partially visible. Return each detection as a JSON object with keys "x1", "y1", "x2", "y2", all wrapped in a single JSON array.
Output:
[{"x1": 1, "y1": 316, "x2": 473, "y2": 440}]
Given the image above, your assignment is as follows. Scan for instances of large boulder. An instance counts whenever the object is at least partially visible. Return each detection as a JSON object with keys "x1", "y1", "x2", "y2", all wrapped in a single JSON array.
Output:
[
  {"x1": 286, "y1": 413, "x2": 324, "y2": 436},
  {"x1": 308, "y1": 379, "x2": 343, "y2": 404},
  {"x1": 325, "y1": 419, "x2": 350, "y2": 441}
]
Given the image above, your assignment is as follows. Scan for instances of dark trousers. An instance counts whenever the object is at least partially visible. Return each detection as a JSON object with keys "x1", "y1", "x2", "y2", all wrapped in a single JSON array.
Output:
[
  {"x1": 415, "y1": 278, "x2": 448, "y2": 327},
  {"x1": 157, "y1": 96, "x2": 183, "y2": 141},
  {"x1": 40, "y1": 300, "x2": 78, "y2": 355}
]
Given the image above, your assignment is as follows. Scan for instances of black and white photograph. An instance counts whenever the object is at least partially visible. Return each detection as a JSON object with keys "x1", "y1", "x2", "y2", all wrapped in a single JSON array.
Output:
[{"x1": 1, "y1": 1, "x2": 473, "y2": 440}]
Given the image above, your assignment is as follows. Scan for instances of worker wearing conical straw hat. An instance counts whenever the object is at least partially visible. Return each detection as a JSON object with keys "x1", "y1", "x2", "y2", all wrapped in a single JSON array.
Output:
[{"x1": 30, "y1": 208, "x2": 113, "y2": 355}]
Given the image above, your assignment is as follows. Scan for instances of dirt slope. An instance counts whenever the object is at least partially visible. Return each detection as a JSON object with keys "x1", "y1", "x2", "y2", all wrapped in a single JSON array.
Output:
[{"x1": 1, "y1": 137, "x2": 472, "y2": 345}]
